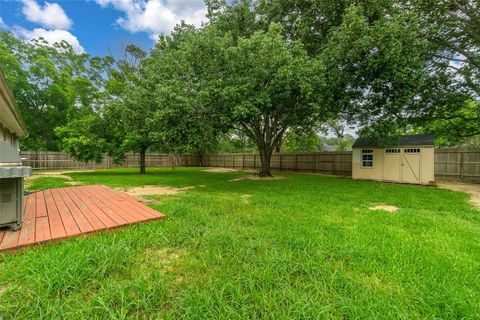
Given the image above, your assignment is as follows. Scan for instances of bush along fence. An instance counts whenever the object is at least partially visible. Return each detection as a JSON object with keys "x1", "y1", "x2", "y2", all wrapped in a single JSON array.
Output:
[{"x1": 21, "y1": 148, "x2": 480, "y2": 181}]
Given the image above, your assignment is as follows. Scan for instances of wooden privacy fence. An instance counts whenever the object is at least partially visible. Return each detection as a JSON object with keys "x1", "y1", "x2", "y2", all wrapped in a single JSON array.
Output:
[
  {"x1": 434, "y1": 148, "x2": 480, "y2": 181},
  {"x1": 20, "y1": 151, "x2": 201, "y2": 170},
  {"x1": 20, "y1": 149, "x2": 480, "y2": 181},
  {"x1": 200, "y1": 152, "x2": 352, "y2": 175}
]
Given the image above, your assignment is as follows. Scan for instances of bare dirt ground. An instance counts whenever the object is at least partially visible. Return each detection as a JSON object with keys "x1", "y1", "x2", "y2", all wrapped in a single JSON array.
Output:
[
  {"x1": 122, "y1": 185, "x2": 195, "y2": 203},
  {"x1": 230, "y1": 175, "x2": 284, "y2": 181},
  {"x1": 437, "y1": 182, "x2": 480, "y2": 209},
  {"x1": 369, "y1": 204, "x2": 399, "y2": 213},
  {"x1": 25, "y1": 170, "x2": 88, "y2": 187},
  {"x1": 125, "y1": 185, "x2": 194, "y2": 196},
  {"x1": 204, "y1": 168, "x2": 239, "y2": 173}
]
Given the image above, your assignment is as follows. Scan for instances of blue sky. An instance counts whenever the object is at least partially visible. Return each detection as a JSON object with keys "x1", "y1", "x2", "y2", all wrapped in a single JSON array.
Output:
[{"x1": 0, "y1": 0, "x2": 207, "y2": 57}]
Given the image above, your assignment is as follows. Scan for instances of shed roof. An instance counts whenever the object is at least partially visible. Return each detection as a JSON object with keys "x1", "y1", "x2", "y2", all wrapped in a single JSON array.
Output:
[
  {"x1": 0, "y1": 69, "x2": 28, "y2": 137},
  {"x1": 352, "y1": 134, "x2": 435, "y2": 148}
]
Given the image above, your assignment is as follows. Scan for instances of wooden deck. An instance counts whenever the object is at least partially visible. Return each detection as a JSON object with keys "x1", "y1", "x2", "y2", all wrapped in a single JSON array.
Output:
[{"x1": 0, "y1": 185, "x2": 165, "y2": 251}]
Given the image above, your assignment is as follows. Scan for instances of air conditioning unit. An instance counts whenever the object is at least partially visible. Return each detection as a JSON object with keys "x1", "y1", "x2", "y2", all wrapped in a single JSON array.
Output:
[{"x1": 0, "y1": 140, "x2": 31, "y2": 231}]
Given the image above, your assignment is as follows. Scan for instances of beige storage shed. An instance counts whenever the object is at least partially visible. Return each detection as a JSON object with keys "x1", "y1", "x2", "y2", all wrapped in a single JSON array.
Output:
[{"x1": 352, "y1": 134, "x2": 435, "y2": 185}]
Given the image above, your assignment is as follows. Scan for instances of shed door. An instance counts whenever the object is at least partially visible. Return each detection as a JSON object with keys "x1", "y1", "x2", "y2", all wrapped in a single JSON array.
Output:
[
  {"x1": 401, "y1": 148, "x2": 421, "y2": 183},
  {"x1": 383, "y1": 149, "x2": 401, "y2": 181}
]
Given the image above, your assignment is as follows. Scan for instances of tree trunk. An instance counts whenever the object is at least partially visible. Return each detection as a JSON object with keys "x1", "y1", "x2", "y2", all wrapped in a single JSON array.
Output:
[
  {"x1": 258, "y1": 146, "x2": 273, "y2": 177},
  {"x1": 274, "y1": 132, "x2": 284, "y2": 152},
  {"x1": 139, "y1": 147, "x2": 147, "y2": 174}
]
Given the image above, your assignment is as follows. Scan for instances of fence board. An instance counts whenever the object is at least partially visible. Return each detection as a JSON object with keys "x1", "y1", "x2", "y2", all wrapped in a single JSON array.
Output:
[{"x1": 20, "y1": 149, "x2": 480, "y2": 181}]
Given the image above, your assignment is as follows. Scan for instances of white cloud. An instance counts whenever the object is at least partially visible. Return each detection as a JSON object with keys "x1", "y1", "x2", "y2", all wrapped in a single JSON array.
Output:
[
  {"x1": 0, "y1": 17, "x2": 6, "y2": 29},
  {"x1": 95, "y1": 0, "x2": 207, "y2": 40},
  {"x1": 21, "y1": 0, "x2": 72, "y2": 30},
  {"x1": 14, "y1": 27, "x2": 85, "y2": 53}
]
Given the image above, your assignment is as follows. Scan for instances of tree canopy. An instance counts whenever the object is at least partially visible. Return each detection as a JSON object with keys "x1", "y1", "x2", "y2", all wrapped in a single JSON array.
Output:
[
  {"x1": 2, "y1": 0, "x2": 480, "y2": 175},
  {"x1": 0, "y1": 31, "x2": 112, "y2": 150}
]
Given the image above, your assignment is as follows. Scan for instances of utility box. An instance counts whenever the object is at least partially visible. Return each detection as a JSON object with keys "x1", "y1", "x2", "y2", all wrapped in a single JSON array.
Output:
[
  {"x1": 0, "y1": 140, "x2": 31, "y2": 230},
  {"x1": 0, "y1": 178, "x2": 23, "y2": 229}
]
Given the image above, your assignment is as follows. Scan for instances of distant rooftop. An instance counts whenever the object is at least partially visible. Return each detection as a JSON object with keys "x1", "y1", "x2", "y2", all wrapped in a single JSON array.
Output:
[{"x1": 352, "y1": 134, "x2": 435, "y2": 148}]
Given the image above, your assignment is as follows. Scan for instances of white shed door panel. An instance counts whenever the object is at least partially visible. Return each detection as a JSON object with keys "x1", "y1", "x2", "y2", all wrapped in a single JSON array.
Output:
[
  {"x1": 383, "y1": 154, "x2": 401, "y2": 181},
  {"x1": 401, "y1": 150, "x2": 421, "y2": 183}
]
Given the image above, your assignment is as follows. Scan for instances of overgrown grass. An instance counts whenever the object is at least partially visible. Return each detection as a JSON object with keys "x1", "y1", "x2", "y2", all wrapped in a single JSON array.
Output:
[{"x1": 1, "y1": 168, "x2": 479, "y2": 319}]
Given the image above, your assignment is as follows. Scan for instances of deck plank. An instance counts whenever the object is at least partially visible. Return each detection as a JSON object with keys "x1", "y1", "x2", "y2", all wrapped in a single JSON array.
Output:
[
  {"x1": 96, "y1": 185, "x2": 164, "y2": 218},
  {"x1": 91, "y1": 186, "x2": 155, "y2": 220},
  {"x1": 75, "y1": 187, "x2": 129, "y2": 225},
  {"x1": 51, "y1": 189, "x2": 81, "y2": 236},
  {"x1": 81, "y1": 187, "x2": 141, "y2": 223},
  {"x1": 43, "y1": 189, "x2": 67, "y2": 239},
  {"x1": 64, "y1": 187, "x2": 106, "y2": 230},
  {"x1": 57, "y1": 188, "x2": 94, "y2": 233},
  {"x1": 0, "y1": 230, "x2": 6, "y2": 247},
  {"x1": 0, "y1": 230, "x2": 20, "y2": 250},
  {"x1": 71, "y1": 187, "x2": 117, "y2": 228},
  {"x1": 17, "y1": 193, "x2": 37, "y2": 246},
  {"x1": 36, "y1": 191, "x2": 48, "y2": 217},
  {"x1": 35, "y1": 216, "x2": 51, "y2": 242}
]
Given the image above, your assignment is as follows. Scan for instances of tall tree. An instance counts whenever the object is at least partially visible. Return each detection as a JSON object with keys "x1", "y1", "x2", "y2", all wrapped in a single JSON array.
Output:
[
  {"x1": 56, "y1": 45, "x2": 158, "y2": 174},
  {"x1": 106, "y1": 45, "x2": 156, "y2": 174},
  {"x1": 221, "y1": 25, "x2": 324, "y2": 176},
  {"x1": 0, "y1": 31, "x2": 112, "y2": 150},
  {"x1": 147, "y1": 23, "x2": 324, "y2": 176},
  {"x1": 147, "y1": 24, "x2": 234, "y2": 157}
]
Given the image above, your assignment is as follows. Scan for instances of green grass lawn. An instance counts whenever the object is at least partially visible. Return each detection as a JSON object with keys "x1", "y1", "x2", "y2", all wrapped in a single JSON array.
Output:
[{"x1": 2, "y1": 168, "x2": 480, "y2": 319}]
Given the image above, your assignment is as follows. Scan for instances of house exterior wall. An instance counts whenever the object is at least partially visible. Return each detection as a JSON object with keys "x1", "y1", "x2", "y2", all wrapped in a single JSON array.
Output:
[
  {"x1": 352, "y1": 146, "x2": 435, "y2": 184},
  {"x1": 0, "y1": 70, "x2": 30, "y2": 230},
  {"x1": 0, "y1": 124, "x2": 18, "y2": 151}
]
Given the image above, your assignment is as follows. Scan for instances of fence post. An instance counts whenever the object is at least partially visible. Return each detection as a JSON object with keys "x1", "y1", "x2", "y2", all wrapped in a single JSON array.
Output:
[
  {"x1": 294, "y1": 154, "x2": 298, "y2": 172},
  {"x1": 254, "y1": 154, "x2": 257, "y2": 170},
  {"x1": 279, "y1": 154, "x2": 282, "y2": 171},
  {"x1": 333, "y1": 154, "x2": 336, "y2": 175},
  {"x1": 460, "y1": 151, "x2": 465, "y2": 180}
]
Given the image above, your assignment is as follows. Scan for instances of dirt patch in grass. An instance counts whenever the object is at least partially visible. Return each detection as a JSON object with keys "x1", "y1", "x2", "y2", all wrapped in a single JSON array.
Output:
[
  {"x1": 145, "y1": 247, "x2": 184, "y2": 268},
  {"x1": 125, "y1": 185, "x2": 194, "y2": 196},
  {"x1": 141, "y1": 247, "x2": 187, "y2": 280},
  {"x1": 369, "y1": 204, "x2": 399, "y2": 212},
  {"x1": 204, "y1": 168, "x2": 239, "y2": 173},
  {"x1": 240, "y1": 193, "x2": 252, "y2": 204},
  {"x1": 27, "y1": 173, "x2": 75, "y2": 182},
  {"x1": 123, "y1": 185, "x2": 194, "y2": 203},
  {"x1": 0, "y1": 283, "x2": 9, "y2": 296},
  {"x1": 30, "y1": 170, "x2": 94, "y2": 180},
  {"x1": 230, "y1": 175, "x2": 284, "y2": 181},
  {"x1": 437, "y1": 182, "x2": 480, "y2": 209},
  {"x1": 25, "y1": 172, "x2": 83, "y2": 189}
]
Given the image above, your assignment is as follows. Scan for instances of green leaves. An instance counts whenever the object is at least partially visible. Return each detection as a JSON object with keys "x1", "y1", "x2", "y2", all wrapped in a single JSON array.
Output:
[{"x1": 0, "y1": 31, "x2": 113, "y2": 150}]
